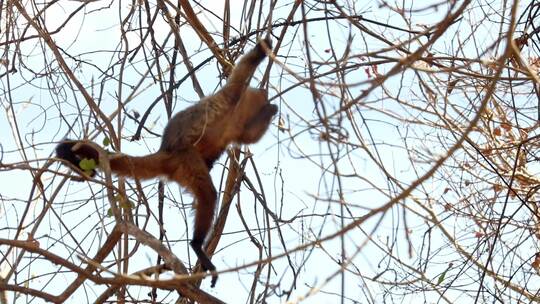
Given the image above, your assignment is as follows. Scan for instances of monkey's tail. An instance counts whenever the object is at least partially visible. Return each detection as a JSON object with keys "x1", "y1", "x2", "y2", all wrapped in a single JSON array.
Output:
[
  {"x1": 109, "y1": 152, "x2": 169, "y2": 179},
  {"x1": 56, "y1": 140, "x2": 170, "y2": 180}
]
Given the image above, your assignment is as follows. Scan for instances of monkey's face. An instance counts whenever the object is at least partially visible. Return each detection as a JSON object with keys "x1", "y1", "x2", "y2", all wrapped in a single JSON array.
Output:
[{"x1": 227, "y1": 87, "x2": 271, "y2": 136}]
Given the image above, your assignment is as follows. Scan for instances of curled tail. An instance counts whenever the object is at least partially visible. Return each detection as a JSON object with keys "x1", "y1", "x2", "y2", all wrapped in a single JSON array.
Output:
[
  {"x1": 56, "y1": 140, "x2": 169, "y2": 180},
  {"x1": 56, "y1": 140, "x2": 99, "y2": 177}
]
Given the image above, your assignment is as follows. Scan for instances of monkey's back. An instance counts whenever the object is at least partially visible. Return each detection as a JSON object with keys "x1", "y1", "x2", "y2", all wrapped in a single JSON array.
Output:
[{"x1": 159, "y1": 93, "x2": 234, "y2": 165}]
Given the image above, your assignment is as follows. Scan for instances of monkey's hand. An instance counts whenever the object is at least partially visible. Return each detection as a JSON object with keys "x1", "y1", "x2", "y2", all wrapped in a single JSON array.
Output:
[{"x1": 248, "y1": 36, "x2": 272, "y2": 64}]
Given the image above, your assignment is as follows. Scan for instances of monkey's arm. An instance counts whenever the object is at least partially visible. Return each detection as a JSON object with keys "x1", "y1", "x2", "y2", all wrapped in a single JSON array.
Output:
[{"x1": 220, "y1": 37, "x2": 272, "y2": 101}]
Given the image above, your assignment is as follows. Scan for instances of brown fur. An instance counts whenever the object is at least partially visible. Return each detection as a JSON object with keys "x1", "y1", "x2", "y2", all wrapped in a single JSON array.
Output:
[{"x1": 55, "y1": 38, "x2": 277, "y2": 287}]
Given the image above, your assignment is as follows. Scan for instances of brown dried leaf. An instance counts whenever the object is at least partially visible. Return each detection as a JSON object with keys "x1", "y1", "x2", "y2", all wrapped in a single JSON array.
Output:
[
  {"x1": 447, "y1": 79, "x2": 459, "y2": 94},
  {"x1": 500, "y1": 123, "x2": 511, "y2": 131}
]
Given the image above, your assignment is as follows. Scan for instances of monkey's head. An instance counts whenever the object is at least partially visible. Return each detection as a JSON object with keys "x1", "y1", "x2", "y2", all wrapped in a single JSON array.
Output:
[
  {"x1": 243, "y1": 88, "x2": 268, "y2": 106},
  {"x1": 232, "y1": 88, "x2": 269, "y2": 122}
]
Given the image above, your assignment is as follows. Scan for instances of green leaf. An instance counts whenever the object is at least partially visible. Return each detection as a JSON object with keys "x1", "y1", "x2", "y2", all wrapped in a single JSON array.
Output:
[
  {"x1": 437, "y1": 262, "x2": 453, "y2": 285},
  {"x1": 102, "y1": 137, "x2": 110, "y2": 147},
  {"x1": 119, "y1": 199, "x2": 135, "y2": 210},
  {"x1": 79, "y1": 158, "x2": 96, "y2": 175},
  {"x1": 114, "y1": 194, "x2": 135, "y2": 210},
  {"x1": 106, "y1": 208, "x2": 113, "y2": 217},
  {"x1": 437, "y1": 271, "x2": 446, "y2": 285},
  {"x1": 79, "y1": 158, "x2": 96, "y2": 171}
]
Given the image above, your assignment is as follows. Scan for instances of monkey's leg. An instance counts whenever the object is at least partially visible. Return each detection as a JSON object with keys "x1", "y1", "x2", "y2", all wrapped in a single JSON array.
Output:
[
  {"x1": 238, "y1": 104, "x2": 278, "y2": 144},
  {"x1": 169, "y1": 149, "x2": 218, "y2": 287}
]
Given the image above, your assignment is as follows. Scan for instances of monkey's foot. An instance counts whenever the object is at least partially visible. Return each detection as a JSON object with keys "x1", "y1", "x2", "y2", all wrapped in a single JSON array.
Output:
[{"x1": 190, "y1": 240, "x2": 218, "y2": 287}]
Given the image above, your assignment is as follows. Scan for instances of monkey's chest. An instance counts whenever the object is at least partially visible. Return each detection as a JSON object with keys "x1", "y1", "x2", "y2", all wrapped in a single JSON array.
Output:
[{"x1": 193, "y1": 119, "x2": 232, "y2": 166}]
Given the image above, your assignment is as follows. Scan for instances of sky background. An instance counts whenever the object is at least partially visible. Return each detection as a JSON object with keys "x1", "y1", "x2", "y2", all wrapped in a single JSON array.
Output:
[{"x1": 0, "y1": 1, "x2": 527, "y2": 303}]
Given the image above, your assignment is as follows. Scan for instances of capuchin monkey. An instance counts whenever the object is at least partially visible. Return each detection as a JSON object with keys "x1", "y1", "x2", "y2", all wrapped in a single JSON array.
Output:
[{"x1": 56, "y1": 38, "x2": 276, "y2": 287}]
